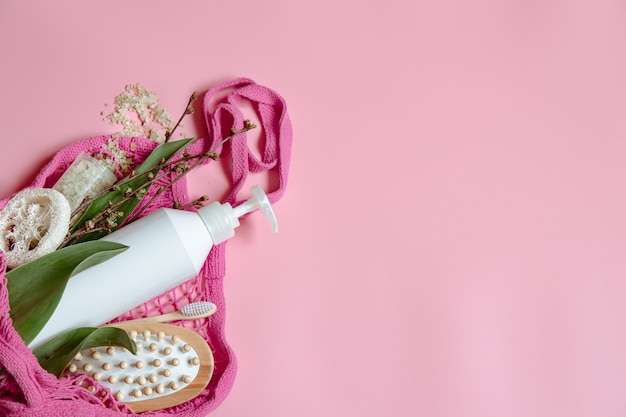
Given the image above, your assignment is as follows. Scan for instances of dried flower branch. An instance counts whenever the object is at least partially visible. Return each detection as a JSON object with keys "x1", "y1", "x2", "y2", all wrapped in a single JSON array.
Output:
[
  {"x1": 165, "y1": 91, "x2": 198, "y2": 143},
  {"x1": 61, "y1": 122, "x2": 256, "y2": 247},
  {"x1": 174, "y1": 195, "x2": 210, "y2": 210},
  {"x1": 67, "y1": 90, "x2": 198, "y2": 224},
  {"x1": 127, "y1": 122, "x2": 256, "y2": 221}
]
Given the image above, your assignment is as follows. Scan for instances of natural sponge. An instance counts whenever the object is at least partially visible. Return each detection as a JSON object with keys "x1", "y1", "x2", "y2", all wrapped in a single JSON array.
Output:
[{"x1": 0, "y1": 188, "x2": 71, "y2": 268}]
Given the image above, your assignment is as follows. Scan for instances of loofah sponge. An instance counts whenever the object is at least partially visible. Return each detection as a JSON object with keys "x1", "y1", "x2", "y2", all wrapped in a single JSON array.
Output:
[{"x1": 0, "y1": 188, "x2": 71, "y2": 269}]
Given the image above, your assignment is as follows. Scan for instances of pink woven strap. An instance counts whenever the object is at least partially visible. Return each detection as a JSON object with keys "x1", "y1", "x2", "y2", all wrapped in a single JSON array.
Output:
[{"x1": 203, "y1": 78, "x2": 293, "y2": 205}]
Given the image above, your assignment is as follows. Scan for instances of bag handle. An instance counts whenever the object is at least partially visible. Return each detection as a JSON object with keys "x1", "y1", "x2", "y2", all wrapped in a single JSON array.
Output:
[{"x1": 203, "y1": 78, "x2": 293, "y2": 205}]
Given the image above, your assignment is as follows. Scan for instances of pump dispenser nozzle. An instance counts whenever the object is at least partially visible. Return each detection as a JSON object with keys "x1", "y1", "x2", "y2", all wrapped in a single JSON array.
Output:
[
  {"x1": 198, "y1": 185, "x2": 278, "y2": 245},
  {"x1": 233, "y1": 185, "x2": 278, "y2": 233}
]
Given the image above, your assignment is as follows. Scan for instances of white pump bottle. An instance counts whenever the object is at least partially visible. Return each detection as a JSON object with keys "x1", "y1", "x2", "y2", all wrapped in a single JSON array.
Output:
[{"x1": 29, "y1": 185, "x2": 278, "y2": 348}]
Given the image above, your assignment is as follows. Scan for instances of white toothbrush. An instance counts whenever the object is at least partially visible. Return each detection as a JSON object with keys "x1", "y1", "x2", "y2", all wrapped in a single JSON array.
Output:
[{"x1": 121, "y1": 301, "x2": 217, "y2": 325}]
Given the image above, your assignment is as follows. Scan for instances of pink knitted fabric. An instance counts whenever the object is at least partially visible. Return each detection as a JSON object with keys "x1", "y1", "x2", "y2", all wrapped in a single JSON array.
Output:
[{"x1": 0, "y1": 78, "x2": 292, "y2": 416}]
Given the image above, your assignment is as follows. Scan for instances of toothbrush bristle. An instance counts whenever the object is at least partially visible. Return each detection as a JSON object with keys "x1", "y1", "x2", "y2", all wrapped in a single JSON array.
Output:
[{"x1": 180, "y1": 301, "x2": 216, "y2": 317}]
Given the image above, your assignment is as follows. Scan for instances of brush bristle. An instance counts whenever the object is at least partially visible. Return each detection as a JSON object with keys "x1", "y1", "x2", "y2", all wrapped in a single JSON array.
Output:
[
  {"x1": 180, "y1": 301, "x2": 216, "y2": 317},
  {"x1": 67, "y1": 328, "x2": 202, "y2": 404}
]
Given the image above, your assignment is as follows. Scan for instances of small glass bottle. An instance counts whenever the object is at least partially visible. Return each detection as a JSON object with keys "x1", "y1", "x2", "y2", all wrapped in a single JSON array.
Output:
[{"x1": 53, "y1": 152, "x2": 117, "y2": 212}]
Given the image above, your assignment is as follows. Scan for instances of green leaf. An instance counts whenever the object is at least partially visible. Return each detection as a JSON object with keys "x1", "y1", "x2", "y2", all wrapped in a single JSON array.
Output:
[
  {"x1": 33, "y1": 326, "x2": 137, "y2": 377},
  {"x1": 70, "y1": 138, "x2": 195, "y2": 242},
  {"x1": 6, "y1": 241, "x2": 128, "y2": 345},
  {"x1": 134, "y1": 137, "x2": 196, "y2": 176}
]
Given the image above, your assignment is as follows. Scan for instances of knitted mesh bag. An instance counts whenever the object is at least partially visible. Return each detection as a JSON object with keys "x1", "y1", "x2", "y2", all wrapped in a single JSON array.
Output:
[{"x1": 0, "y1": 78, "x2": 292, "y2": 417}]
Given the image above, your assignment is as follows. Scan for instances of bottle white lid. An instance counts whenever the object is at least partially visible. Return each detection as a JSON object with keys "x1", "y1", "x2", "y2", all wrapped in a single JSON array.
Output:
[{"x1": 198, "y1": 185, "x2": 278, "y2": 244}]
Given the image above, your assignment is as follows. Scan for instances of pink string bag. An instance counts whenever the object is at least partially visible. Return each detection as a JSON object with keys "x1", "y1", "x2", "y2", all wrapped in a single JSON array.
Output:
[{"x1": 0, "y1": 78, "x2": 292, "y2": 416}]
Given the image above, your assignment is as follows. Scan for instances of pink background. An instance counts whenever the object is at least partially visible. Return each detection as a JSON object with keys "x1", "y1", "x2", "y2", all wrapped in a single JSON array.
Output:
[{"x1": 1, "y1": 1, "x2": 626, "y2": 416}]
